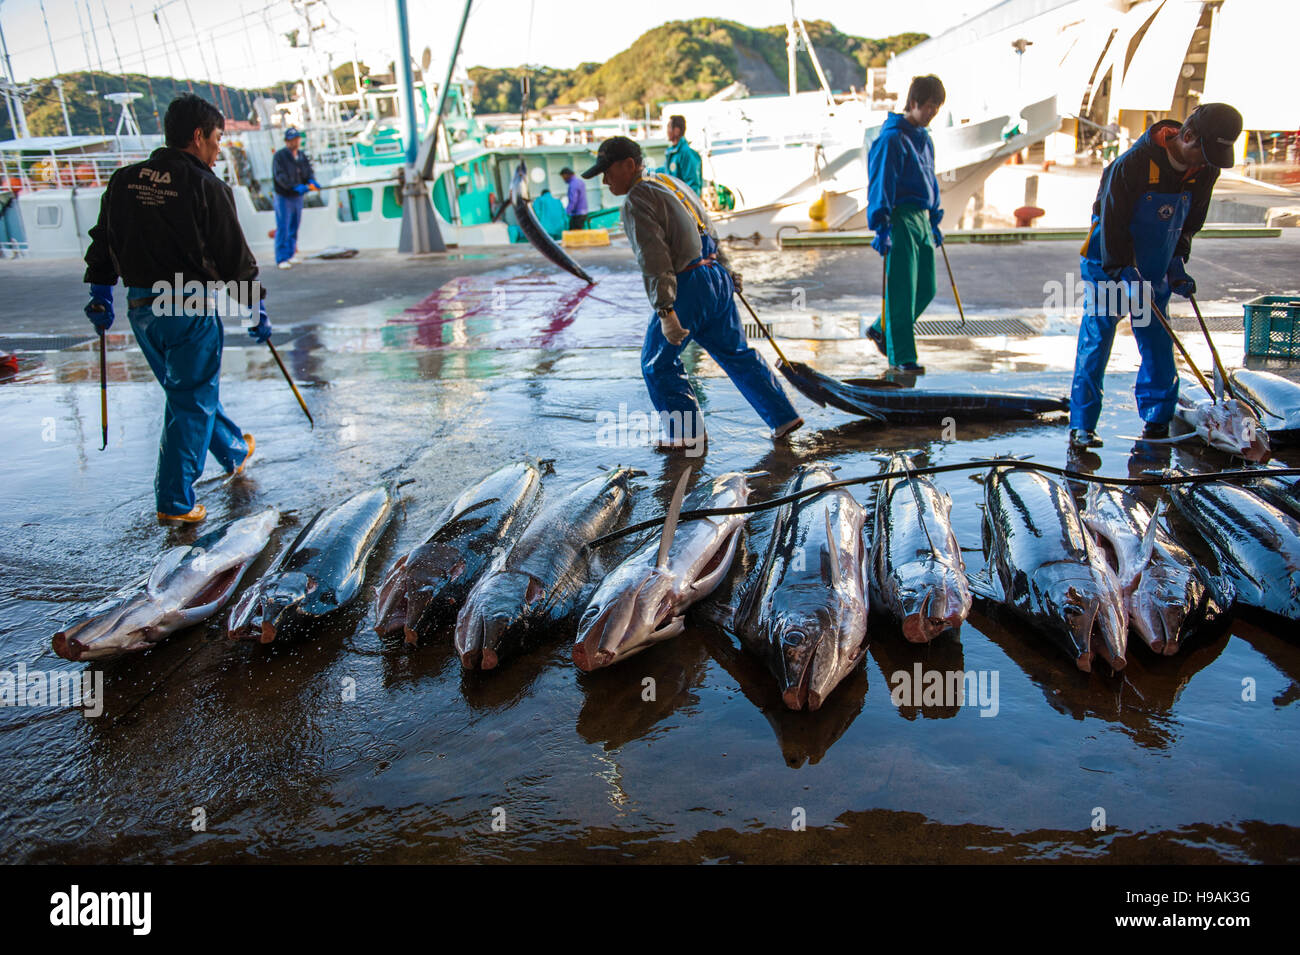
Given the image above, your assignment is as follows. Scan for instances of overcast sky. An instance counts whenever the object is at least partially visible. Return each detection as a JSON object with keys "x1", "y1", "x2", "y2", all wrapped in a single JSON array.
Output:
[{"x1": 0, "y1": 0, "x2": 989, "y2": 88}]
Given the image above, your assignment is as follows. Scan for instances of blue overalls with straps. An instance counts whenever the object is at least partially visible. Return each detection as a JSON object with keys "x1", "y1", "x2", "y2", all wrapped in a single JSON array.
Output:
[
  {"x1": 639, "y1": 175, "x2": 799, "y2": 440},
  {"x1": 1070, "y1": 144, "x2": 1194, "y2": 433}
]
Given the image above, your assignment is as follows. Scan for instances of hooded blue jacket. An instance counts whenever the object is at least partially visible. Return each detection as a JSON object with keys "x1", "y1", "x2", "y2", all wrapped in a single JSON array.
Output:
[{"x1": 866, "y1": 112, "x2": 942, "y2": 232}]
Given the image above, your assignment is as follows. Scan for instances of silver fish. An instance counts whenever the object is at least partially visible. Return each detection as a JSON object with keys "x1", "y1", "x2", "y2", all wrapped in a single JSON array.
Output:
[
  {"x1": 975, "y1": 466, "x2": 1127, "y2": 672},
  {"x1": 870, "y1": 453, "x2": 971, "y2": 642},
  {"x1": 52, "y1": 508, "x2": 279, "y2": 661},
  {"x1": 573, "y1": 469, "x2": 753, "y2": 672},
  {"x1": 1168, "y1": 469, "x2": 1300, "y2": 621},
  {"x1": 737, "y1": 463, "x2": 868, "y2": 711},
  {"x1": 373, "y1": 462, "x2": 542, "y2": 644},
  {"x1": 455, "y1": 466, "x2": 639, "y2": 670},
  {"x1": 1082, "y1": 485, "x2": 1232, "y2": 655},
  {"x1": 1229, "y1": 368, "x2": 1300, "y2": 439},
  {"x1": 229, "y1": 486, "x2": 393, "y2": 643}
]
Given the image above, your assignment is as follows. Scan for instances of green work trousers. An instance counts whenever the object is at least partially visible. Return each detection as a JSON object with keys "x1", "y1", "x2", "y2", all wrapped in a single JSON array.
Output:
[{"x1": 869, "y1": 203, "x2": 937, "y2": 366}]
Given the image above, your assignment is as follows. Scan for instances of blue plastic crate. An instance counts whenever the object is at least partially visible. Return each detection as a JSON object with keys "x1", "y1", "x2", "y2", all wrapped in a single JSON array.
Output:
[{"x1": 1244, "y1": 295, "x2": 1300, "y2": 358}]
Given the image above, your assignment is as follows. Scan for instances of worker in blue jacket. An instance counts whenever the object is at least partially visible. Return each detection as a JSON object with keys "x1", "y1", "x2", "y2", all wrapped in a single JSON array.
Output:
[
  {"x1": 864, "y1": 75, "x2": 946, "y2": 373},
  {"x1": 1068, "y1": 103, "x2": 1242, "y2": 449},
  {"x1": 271, "y1": 127, "x2": 319, "y2": 269}
]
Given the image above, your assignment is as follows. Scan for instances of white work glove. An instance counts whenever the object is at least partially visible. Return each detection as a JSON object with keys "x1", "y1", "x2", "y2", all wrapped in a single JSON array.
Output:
[{"x1": 659, "y1": 309, "x2": 689, "y2": 346}]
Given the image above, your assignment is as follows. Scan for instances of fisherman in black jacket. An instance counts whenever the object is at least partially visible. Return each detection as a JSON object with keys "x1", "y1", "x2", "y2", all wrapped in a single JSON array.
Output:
[
  {"x1": 271, "y1": 127, "x2": 319, "y2": 268},
  {"x1": 1068, "y1": 103, "x2": 1242, "y2": 450},
  {"x1": 83, "y1": 93, "x2": 271, "y2": 524}
]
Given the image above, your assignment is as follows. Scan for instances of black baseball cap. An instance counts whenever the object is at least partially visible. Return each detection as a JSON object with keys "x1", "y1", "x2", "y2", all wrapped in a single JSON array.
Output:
[
  {"x1": 581, "y1": 136, "x2": 642, "y2": 179},
  {"x1": 1185, "y1": 103, "x2": 1242, "y2": 169}
]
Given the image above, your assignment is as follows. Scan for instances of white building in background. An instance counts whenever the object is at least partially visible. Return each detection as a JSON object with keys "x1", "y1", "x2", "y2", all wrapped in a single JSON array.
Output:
[{"x1": 887, "y1": 0, "x2": 1300, "y2": 163}]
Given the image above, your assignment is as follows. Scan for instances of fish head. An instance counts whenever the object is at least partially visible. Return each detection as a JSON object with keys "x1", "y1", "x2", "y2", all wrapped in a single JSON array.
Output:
[
  {"x1": 228, "y1": 572, "x2": 313, "y2": 643},
  {"x1": 1200, "y1": 399, "x2": 1271, "y2": 462},
  {"x1": 454, "y1": 571, "x2": 544, "y2": 670},
  {"x1": 1035, "y1": 572, "x2": 1127, "y2": 673},
  {"x1": 400, "y1": 542, "x2": 473, "y2": 643},
  {"x1": 763, "y1": 606, "x2": 843, "y2": 711},
  {"x1": 1129, "y1": 566, "x2": 1199, "y2": 656},
  {"x1": 52, "y1": 594, "x2": 161, "y2": 661},
  {"x1": 573, "y1": 568, "x2": 681, "y2": 672},
  {"x1": 893, "y1": 561, "x2": 972, "y2": 643}
]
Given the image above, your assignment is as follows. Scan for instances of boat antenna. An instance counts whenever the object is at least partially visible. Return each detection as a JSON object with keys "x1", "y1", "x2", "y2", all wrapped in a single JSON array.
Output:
[
  {"x1": 127, "y1": 2, "x2": 162, "y2": 131},
  {"x1": 77, "y1": 0, "x2": 109, "y2": 134}
]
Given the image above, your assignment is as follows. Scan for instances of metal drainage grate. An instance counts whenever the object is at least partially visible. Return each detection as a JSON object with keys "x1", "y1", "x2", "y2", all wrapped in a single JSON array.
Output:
[
  {"x1": 0, "y1": 334, "x2": 95, "y2": 352},
  {"x1": 914, "y1": 317, "x2": 1039, "y2": 336}
]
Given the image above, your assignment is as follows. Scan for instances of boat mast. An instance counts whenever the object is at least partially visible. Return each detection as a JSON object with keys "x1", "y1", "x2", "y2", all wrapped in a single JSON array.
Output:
[{"x1": 0, "y1": 0, "x2": 31, "y2": 139}]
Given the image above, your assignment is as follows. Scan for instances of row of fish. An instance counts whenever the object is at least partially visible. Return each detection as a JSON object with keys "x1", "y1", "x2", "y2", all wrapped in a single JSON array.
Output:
[{"x1": 50, "y1": 454, "x2": 1300, "y2": 714}]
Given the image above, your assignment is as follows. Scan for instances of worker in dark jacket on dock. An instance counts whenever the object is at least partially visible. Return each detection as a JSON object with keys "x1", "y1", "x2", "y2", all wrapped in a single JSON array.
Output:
[
  {"x1": 83, "y1": 94, "x2": 270, "y2": 524},
  {"x1": 272, "y1": 126, "x2": 319, "y2": 269},
  {"x1": 1068, "y1": 103, "x2": 1242, "y2": 450}
]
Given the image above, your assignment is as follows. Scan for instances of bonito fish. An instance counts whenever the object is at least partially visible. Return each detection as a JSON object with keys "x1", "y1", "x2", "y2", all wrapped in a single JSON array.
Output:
[
  {"x1": 52, "y1": 508, "x2": 279, "y2": 661},
  {"x1": 1168, "y1": 468, "x2": 1300, "y2": 621},
  {"x1": 1229, "y1": 368, "x2": 1300, "y2": 441},
  {"x1": 228, "y1": 486, "x2": 393, "y2": 642},
  {"x1": 374, "y1": 462, "x2": 541, "y2": 644},
  {"x1": 736, "y1": 463, "x2": 868, "y2": 711},
  {"x1": 870, "y1": 453, "x2": 971, "y2": 642},
  {"x1": 1082, "y1": 485, "x2": 1232, "y2": 654},
  {"x1": 455, "y1": 466, "x2": 639, "y2": 670},
  {"x1": 573, "y1": 469, "x2": 753, "y2": 671},
  {"x1": 975, "y1": 467, "x2": 1127, "y2": 672}
]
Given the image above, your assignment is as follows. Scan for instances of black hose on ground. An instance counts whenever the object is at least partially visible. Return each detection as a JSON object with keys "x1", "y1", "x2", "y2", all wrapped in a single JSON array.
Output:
[{"x1": 585, "y1": 460, "x2": 1300, "y2": 550}]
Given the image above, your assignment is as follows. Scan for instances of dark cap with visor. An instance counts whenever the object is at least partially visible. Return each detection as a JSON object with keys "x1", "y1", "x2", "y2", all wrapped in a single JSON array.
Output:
[
  {"x1": 581, "y1": 136, "x2": 642, "y2": 179},
  {"x1": 1185, "y1": 103, "x2": 1243, "y2": 169}
]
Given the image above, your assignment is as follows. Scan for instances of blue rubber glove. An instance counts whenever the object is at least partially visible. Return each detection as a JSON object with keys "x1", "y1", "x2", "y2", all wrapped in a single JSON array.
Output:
[
  {"x1": 85, "y1": 284, "x2": 114, "y2": 331},
  {"x1": 1166, "y1": 257, "x2": 1195, "y2": 298},
  {"x1": 307, "y1": 178, "x2": 321, "y2": 191},
  {"x1": 930, "y1": 208, "x2": 944, "y2": 246},
  {"x1": 293, "y1": 183, "x2": 310, "y2": 196},
  {"x1": 248, "y1": 300, "x2": 272, "y2": 344},
  {"x1": 871, "y1": 225, "x2": 891, "y2": 257}
]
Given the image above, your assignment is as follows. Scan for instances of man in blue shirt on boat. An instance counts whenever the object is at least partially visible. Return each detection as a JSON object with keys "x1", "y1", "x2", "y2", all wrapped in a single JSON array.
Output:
[
  {"x1": 271, "y1": 127, "x2": 319, "y2": 269},
  {"x1": 560, "y1": 167, "x2": 587, "y2": 230},
  {"x1": 659, "y1": 114, "x2": 704, "y2": 196}
]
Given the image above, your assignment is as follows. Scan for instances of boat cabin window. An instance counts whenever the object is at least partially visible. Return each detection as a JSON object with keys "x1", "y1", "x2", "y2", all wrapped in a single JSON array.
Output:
[{"x1": 35, "y1": 205, "x2": 61, "y2": 228}]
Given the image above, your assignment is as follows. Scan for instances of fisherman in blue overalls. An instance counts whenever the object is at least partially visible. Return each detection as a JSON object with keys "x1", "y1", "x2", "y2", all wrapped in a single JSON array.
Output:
[
  {"x1": 584, "y1": 136, "x2": 801, "y2": 453},
  {"x1": 1068, "y1": 103, "x2": 1242, "y2": 450}
]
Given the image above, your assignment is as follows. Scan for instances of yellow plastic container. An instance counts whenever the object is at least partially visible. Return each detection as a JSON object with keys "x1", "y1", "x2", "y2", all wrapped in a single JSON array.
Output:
[{"x1": 563, "y1": 229, "x2": 610, "y2": 248}]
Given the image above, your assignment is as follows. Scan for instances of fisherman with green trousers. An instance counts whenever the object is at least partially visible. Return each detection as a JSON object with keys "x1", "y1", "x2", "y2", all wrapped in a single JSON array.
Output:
[{"x1": 865, "y1": 75, "x2": 947, "y2": 373}]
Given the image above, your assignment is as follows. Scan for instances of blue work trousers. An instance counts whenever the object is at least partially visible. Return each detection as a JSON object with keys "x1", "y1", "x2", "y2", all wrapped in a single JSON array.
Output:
[
  {"x1": 641, "y1": 258, "x2": 798, "y2": 440},
  {"x1": 1068, "y1": 258, "x2": 1177, "y2": 432},
  {"x1": 128, "y1": 293, "x2": 247, "y2": 514},
  {"x1": 273, "y1": 193, "x2": 304, "y2": 265}
]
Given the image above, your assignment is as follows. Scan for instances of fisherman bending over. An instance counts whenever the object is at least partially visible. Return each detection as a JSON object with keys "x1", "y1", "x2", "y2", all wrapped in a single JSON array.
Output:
[
  {"x1": 83, "y1": 93, "x2": 270, "y2": 524},
  {"x1": 1068, "y1": 103, "x2": 1242, "y2": 450},
  {"x1": 585, "y1": 136, "x2": 801, "y2": 451},
  {"x1": 864, "y1": 74, "x2": 947, "y2": 374}
]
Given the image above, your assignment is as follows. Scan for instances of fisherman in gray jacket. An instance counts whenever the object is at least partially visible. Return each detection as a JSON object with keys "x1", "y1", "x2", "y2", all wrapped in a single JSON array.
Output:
[{"x1": 583, "y1": 136, "x2": 801, "y2": 452}]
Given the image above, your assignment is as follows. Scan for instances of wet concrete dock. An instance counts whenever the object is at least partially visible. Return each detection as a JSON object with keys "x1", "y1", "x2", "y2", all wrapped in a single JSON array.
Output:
[{"x1": 1, "y1": 236, "x2": 1298, "y2": 863}]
